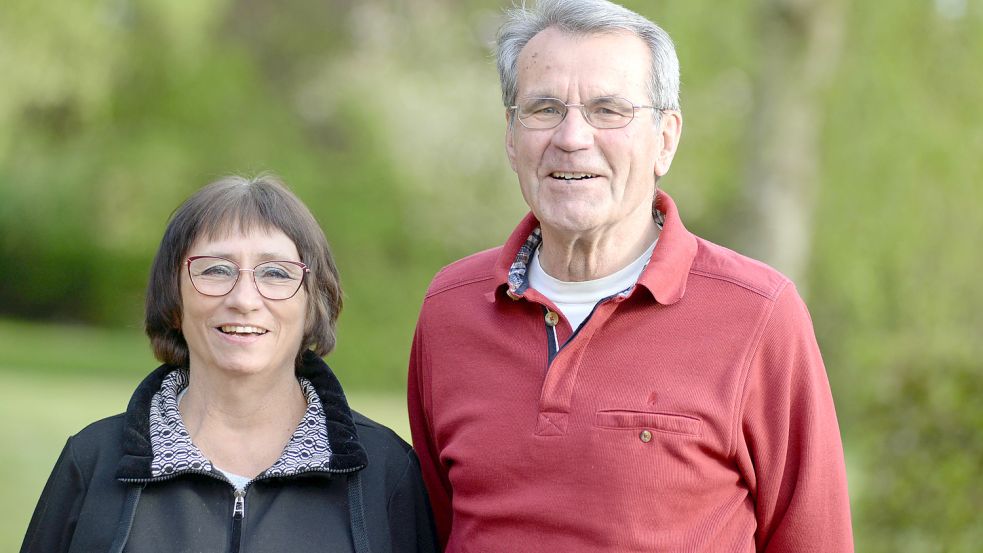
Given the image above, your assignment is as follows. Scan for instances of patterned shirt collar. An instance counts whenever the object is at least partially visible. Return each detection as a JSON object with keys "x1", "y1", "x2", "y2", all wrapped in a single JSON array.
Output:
[
  {"x1": 148, "y1": 368, "x2": 333, "y2": 481},
  {"x1": 506, "y1": 227, "x2": 542, "y2": 297}
]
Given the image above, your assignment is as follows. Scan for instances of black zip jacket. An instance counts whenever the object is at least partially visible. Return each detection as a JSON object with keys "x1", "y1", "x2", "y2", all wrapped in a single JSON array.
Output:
[{"x1": 21, "y1": 352, "x2": 437, "y2": 553}]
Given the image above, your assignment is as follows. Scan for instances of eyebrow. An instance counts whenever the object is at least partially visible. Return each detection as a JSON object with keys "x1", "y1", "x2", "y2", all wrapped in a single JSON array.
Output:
[
  {"x1": 519, "y1": 91, "x2": 556, "y2": 99},
  {"x1": 518, "y1": 91, "x2": 623, "y2": 102}
]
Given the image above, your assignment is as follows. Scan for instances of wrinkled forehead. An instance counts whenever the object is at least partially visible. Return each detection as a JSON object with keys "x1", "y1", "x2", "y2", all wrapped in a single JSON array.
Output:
[{"x1": 516, "y1": 28, "x2": 652, "y2": 99}]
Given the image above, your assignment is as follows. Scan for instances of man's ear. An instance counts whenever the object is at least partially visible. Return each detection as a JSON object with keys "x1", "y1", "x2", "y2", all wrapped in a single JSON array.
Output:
[
  {"x1": 655, "y1": 110, "x2": 683, "y2": 177},
  {"x1": 505, "y1": 110, "x2": 518, "y2": 173}
]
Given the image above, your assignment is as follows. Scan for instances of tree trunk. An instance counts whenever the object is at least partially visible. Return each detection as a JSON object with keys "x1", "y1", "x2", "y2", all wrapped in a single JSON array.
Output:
[{"x1": 736, "y1": 0, "x2": 845, "y2": 290}]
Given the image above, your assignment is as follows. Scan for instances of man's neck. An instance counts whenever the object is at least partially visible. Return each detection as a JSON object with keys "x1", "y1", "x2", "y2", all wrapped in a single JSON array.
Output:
[{"x1": 538, "y1": 217, "x2": 660, "y2": 282}]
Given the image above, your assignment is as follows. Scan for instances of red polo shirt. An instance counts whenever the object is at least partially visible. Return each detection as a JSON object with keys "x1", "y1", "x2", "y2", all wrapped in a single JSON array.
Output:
[{"x1": 408, "y1": 191, "x2": 853, "y2": 552}]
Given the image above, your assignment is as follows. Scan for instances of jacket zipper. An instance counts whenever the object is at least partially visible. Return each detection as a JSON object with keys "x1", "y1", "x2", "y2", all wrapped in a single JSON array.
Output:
[
  {"x1": 119, "y1": 465, "x2": 366, "y2": 551},
  {"x1": 230, "y1": 488, "x2": 245, "y2": 553}
]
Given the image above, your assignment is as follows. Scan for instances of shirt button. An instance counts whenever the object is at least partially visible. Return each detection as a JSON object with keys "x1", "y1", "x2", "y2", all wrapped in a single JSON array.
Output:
[
  {"x1": 544, "y1": 310, "x2": 559, "y2": 327},
  {"x1": 639, "y1": 430, "x2": 653, "y2": 443}
]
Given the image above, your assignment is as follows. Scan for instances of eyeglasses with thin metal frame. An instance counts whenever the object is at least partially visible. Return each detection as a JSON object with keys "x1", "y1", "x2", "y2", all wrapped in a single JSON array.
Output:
[
  {"x1": 508, "y1": 96, "x2": 664, "y2": 130},
  {"x1": 186, "y1": 256, "x2": 310, "y2": 300}
]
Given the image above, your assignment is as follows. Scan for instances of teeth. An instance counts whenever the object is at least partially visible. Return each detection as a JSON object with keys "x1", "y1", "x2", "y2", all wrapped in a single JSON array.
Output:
[
  {"x1": 551, "y1": 172, "x2": 597, "y2": 180},
  {"x1": 219, "y1": 325, "x2": 267, "y2": 335}
]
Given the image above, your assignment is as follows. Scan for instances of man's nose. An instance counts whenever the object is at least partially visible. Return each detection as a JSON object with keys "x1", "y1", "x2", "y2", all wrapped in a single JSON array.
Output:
[{"x1": 550, "y1": 106, "x2": 595, "y2": 151}]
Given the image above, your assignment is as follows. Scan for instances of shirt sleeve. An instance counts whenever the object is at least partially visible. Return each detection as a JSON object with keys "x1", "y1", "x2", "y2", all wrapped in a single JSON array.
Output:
[
  {"x1": 21, "y1": 438, "x2": 87, "y2": 553},
  {"x1": 734, "y1": 283, "x2": 854, "y2": 552},
  {"x1": 407, "y1": 315, "x2": 454, "y2": 551}
]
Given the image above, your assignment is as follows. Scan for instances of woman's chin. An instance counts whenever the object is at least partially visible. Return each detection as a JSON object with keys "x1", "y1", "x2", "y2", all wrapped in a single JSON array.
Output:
[{"x1": 193, "y1": 355, "x2": 291, "y2": 379}]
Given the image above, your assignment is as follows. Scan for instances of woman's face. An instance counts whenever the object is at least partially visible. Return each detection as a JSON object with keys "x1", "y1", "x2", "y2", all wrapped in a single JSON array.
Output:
[{"x1": 179, "y1": 226, "x2": 307, "y2": 378}]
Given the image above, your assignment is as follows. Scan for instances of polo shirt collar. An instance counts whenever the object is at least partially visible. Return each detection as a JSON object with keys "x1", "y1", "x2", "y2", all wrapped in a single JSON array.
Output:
[
  {"x1": 636, "y1": 190, "x2": 697, "y2": 304},
  {"x1": 492, "y1": 189, "x2": 697, "y2": 305}
]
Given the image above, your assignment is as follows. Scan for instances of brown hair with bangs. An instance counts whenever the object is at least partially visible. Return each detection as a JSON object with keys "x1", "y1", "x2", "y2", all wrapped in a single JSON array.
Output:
[{"x1": 145, "y1": 174, "x2": 342, "y2": 368}]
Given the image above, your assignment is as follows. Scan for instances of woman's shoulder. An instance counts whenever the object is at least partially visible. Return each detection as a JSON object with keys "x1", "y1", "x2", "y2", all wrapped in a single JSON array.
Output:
[
  {"x1": 35, "y1": 413, "x2": 130, "y2": 488},
  {"x1": 65, "y1": 413, "x2": 127, "y2": 461},
  {"x1": 351, "y1": 410, "x2": 413, "y2": 456},
  {"x1": 74, "y1": 412, "x2": 126, "y2": 432},
  {"x1": 349, "y1": 410, "x2": 427, "y2": 502}
]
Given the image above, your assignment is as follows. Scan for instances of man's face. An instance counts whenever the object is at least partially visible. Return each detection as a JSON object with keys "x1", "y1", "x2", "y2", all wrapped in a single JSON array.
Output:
[{"x1": 506, "y1": 27, "x2": 681, "y2": 238}]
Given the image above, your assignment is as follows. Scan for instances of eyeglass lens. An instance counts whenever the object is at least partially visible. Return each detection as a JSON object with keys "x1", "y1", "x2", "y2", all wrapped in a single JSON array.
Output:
[
  {"x1": 188, "y1": 257, "x2": 305, "y2": 300},
  {"x1": 516, "y1": 97, "x2": 637, "y2": 129}
]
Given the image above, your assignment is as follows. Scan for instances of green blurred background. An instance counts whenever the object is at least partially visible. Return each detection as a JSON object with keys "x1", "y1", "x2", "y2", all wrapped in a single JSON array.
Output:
[{"x1": 1, "y1": 0, "x2": 980, "y2": 551}]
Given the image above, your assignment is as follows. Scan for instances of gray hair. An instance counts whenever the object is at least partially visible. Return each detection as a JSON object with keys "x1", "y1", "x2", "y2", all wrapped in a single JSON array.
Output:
[{"x1": 496, "y1": 0, "x2": 680, "y2": 112}]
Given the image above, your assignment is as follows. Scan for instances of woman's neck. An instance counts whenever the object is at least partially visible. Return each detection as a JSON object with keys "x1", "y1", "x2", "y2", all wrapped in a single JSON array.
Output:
[{"x1": 179, "y1": 367, "x2": 307, "y2": 478}]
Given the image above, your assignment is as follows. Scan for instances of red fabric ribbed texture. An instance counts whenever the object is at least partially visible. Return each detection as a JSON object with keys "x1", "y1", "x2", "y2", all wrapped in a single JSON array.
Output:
[{"x1": 408, "y1": 191, "x2": 853, "y2": 552}]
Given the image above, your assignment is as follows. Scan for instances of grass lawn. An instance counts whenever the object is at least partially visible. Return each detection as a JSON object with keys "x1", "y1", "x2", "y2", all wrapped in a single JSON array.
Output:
[{"x1": 0, "y1": 319, "x2": 410, "y2": 551}]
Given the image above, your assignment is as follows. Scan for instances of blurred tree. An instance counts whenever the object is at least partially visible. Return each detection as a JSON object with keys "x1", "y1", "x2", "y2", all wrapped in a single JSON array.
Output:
[
  {"x1": 808, "y1": 2, "x2": 983, "y2": 551},
  {"x1": 0, "y1": 0, "x2": 525, "y2": 388},
  {"x1": 735, "y1": 0, "x2": 845, "y2": 286}
]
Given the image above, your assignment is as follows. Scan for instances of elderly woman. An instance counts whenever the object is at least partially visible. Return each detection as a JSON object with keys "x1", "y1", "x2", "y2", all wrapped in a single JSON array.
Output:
[{"x1": 22, "y1": 175, "x2": 436, "y2": 553}]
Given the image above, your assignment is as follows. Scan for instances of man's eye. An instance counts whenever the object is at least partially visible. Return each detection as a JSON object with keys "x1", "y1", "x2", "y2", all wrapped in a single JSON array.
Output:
[
  {"x1": 522, "y1": 100, "x2": 563, "y2": 116},
  {"x1": 590, "y1": 100, "x2": 630, "y2": 117}
]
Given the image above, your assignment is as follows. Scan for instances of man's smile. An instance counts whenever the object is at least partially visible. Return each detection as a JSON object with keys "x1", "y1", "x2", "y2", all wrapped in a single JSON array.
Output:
[{"x1": 549, "y1": 171, "x2": 599, "y2": 181}]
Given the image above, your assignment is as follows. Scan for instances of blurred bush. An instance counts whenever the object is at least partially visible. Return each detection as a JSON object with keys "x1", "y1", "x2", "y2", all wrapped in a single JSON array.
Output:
[
  {"x1": 0, "y1": 0, "x2": 524, "y2": 388},
  {"x1": 855, "y1": 355, "x2": 982, "y2": 551}
]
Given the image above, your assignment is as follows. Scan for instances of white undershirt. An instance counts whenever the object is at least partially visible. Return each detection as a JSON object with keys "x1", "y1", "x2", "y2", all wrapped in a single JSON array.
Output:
[
  {"x1": 176, "y1": 387, "x2": 252, "y2": 491},
  {"x1": 528, "y1": 239, "x2": 657, "y2": 331}
]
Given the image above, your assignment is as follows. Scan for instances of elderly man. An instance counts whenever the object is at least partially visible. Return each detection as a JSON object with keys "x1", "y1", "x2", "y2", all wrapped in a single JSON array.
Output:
[{"x1": 407, "y1": 0, "x2": 853, "y2": 551}]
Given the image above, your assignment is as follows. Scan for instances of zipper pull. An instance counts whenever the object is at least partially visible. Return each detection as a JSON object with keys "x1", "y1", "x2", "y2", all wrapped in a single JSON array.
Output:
[
  {"x1": 230, "y1": 489, "x2": 246, "y2": 553},
  {"x1": 233, "y1": 489, "x2": 245, "y2": 519}
]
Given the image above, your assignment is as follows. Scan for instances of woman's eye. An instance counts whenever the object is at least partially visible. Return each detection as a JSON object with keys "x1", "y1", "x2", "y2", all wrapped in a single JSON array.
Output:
[
  {"x1": 201, "y1": 264, "x2": 237, "y2": 278},
  {"x1": 256, "y1": 266, "x2": 292, "y2": 280}
]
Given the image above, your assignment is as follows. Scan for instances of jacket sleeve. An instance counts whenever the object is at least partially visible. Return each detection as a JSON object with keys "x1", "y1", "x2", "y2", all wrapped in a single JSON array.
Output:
[
  {"x1": 734, "y1": 284, "x2": 854, "y2": 552},
  {"x1": 21, "y1": 437, "x2": 87, "y2": 553},
  {"x1": 407, "y1": 317, "x2": 454, "y2": 550},
  {"x1": 387, "y1": 447, "x2": 438, "y2": 553}
]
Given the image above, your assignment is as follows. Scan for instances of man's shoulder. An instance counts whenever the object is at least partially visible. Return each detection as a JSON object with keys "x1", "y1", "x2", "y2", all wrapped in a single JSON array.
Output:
[
  {"x1": 424, "y1": 246, "x2": 502, "y2": 299},
  {"x1": 688, "y1": 236, "x2": 792, "y2": 301}
]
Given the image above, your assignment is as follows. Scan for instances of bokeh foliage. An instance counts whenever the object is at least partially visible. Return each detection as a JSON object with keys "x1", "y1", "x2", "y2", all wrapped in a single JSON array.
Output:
[{"x1": 1, "y1": 0, "x2": 981, "y2": 550}]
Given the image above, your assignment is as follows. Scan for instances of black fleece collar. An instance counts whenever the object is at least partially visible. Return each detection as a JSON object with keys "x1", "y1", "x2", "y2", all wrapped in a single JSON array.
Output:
[{"x1": 115, "y1": 351, "x2": 368, "y2": 481}]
